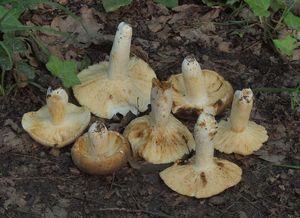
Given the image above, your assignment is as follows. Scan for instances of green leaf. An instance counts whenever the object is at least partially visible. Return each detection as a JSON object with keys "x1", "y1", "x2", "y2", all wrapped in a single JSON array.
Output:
[
  {"x1": 244, "y1": 0, "x2": 270, "y2": 17},
  {"x1": 46, "y1": 55, "x2": 80, "y2": 88},
  {"x1": 270, "y1": 0, "x2": 286, "y2": 12},
  {"x1": 284, "y1": 11, "x2": 300, "y2": 31},
  {"x1": 3, "y1": 34, "x2": 27, "y2": 53},
  {"x1": 15, "y1": 61, "x2": 35, "y2": 80},
  {"x1": 0, "y1": 6, "x2": 24, "y2": 32},
  {"x1": 102, "y1": 0, "x2": 132, "y2": 12},
  {"x1": 154, "y1": 0, "x2": 178, "y2": 8},
  {"x1": 0, "y1": 41, "x2": 13, "y2": 71},
  {"x1": 273, "y1": 36, "x2": 297, "y2": 56}
]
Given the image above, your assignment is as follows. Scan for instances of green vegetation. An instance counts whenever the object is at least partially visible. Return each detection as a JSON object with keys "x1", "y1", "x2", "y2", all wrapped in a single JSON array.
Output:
[{"x1": 0, "y1": 0, "x2": 80, "y2": 95}]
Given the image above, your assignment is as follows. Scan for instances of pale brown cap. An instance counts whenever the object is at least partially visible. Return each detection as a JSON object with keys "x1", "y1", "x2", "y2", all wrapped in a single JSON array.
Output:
[{"x1": 71, "y1": 122, "x2": 130, "y2": 175}]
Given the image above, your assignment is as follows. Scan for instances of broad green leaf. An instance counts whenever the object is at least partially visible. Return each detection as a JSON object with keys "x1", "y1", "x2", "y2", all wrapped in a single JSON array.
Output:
[
  {"x1": 102, "y1": 0, "x2": 132, "y2": 12},
  {"x1": 15, "y1": 61, "x2": 35, "y2": 80},
  {"x1": 46, "y1": 55, "x2": 80, "y2": 88},
  {"x1": 0, "y1": 41, "x2": 13, "y2": 71},
  {"x1": 270, "y1": 0, "x2": 286, "y2": 12},
  {"x1": 244, "y1": 0, "x2": 270, "y2": 17},
  {"x1": 284, "y1": 11, "x2": 300, "y2": 31},
  {"x1": 3, "y1": 34, "x2": 27, "y2": 53},
  {"x1": 273, "y1": 36, "x2": 297, "y2": 56},
  {"x1": 0, "y1": 6, "x2": 23, "y2": 32},
  {"x1": 154, "y1": 0, "x2": 178, "y2": 8}
]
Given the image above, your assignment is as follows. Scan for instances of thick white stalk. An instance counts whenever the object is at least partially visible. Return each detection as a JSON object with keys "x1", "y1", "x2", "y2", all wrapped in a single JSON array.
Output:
[
  {"x1": 108, "y1": 22, "x2": 132, "y2": 80},
  {"x1": 182, "y1": 57, "x2": 208, "y2": 105},
  {"x1": 150, "y1": 79, "x2": 173, "y2": 128},
  {"x1": 230, "y1": 89, "x2": 253, "y2": 133},
  {"x1": 194, "y1": 113, "x2": 217, "y2": 171},
  {"x1": 88, "y1": 121, "x2": 108, "y2": 156},
  {"x1": 46, "y1": 88, "x2": 68, "y2": 125}
]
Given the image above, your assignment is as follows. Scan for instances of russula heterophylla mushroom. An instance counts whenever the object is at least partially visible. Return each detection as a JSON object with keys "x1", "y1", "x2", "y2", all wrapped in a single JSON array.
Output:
[
  {"x1": 160, "y1": 113, "x2": 242, "y2": 198},
  {"x1": 168, "y1": 56, "x2": 233, "y2": 119},
  {"x1": 123, "y1": 78, "x2": 195, "y2": 164},
  {"x1": 71, "y1": 121, "x2": 130, "y2": 175},
  {"x1": 213, "y1": 88, "x2": 268, "y2": 155},
  {"x1": 72, "y1": 22, "x2": 156, "y2": 119},
  {"x1": 21, "y1": 87, "x2": 91, "y2": 147}
]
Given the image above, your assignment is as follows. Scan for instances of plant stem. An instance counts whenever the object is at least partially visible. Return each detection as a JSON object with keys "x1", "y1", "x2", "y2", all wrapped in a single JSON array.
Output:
[
  {"x1": 230, "y1": 89, "x2": 253, "y2": 133},
  {"x1": 194, "y1": 113, "x2": 216, "y2": 171},
  {"x1": 150, "y1": 79, "x2": 172, "y2": 128},
  {"x1": 182, "y1": 57, "x2": 208, "y2": 105},
  {"x1": 88, "y1": 122, "x2": 108, "y2": 156},
  {"x1": 108, "y1": 22, "x2": 132, "y2": 80}
]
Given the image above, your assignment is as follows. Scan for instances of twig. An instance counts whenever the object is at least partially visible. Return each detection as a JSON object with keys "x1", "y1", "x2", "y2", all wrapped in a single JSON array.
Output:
[{"x1": 93, "y1": 207, "x2": 172, "y2": 218}]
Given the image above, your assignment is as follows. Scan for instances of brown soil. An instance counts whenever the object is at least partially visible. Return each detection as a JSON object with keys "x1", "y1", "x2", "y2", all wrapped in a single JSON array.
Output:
[{"x1": 0, "y1": 1, "x2": 299, "y2": 217}]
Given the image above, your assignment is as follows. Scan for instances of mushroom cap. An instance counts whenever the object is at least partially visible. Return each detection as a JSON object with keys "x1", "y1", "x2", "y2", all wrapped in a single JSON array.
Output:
[
  {"x1": 159, "y1": 157, "x2": 242, "y2": 198},
  {"x1": 22, "y1": 103, "x2": 90, "y2": 147},
  {"x1": 123, "y1": 114, "x2": 195, "y2": 164},
  {"x1": 71, "y1": 131, "x2": 130, "y2": 175},
  {"x1": 213, "y1": 119, "x2": 268, "y2": 155},
  {"x1": 169, "y1": 69, "x2": 233, "y2": 118},
  {"x1": 72, "y1": 57, "x2": 156, "y2": 119}
]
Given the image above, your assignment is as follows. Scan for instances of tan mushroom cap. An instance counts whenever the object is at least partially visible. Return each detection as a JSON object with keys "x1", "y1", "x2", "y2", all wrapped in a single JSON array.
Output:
[
  {"x1": 73, "y1": 57, "x2": 156, "y2": 118},
  {"x1": 71, "y1": 122, "x2": 130, "y2": 175},
  {"x1": 160, "y1": 113, "x2": 242, "y2": 198},
  {"x1": 168, "y1": 57, "x2": 233, "y2": 119},
  {"x1": 160, "y1": 158, "x2": 242, "y2": 198},
  {"x1": 22, "y1": 88, "x2": 90, "y2": 148},
  {"x1": 123, "y1": 79, "x2": 195, "y2": 164},
  {"x1": 214, "y1": 89, "x2": 268, "y2": 155},
  {"x1": 72, "y1": 22, "x2": 156, "y2": 119},
  {"x1": 124, "y1": 115, "x2": 195, "y2": 164}
]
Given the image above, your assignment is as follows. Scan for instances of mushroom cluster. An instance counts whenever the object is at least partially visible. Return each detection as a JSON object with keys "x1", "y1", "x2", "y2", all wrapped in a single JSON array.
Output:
[{"x1": 21, "y1": 21, "x2": 268, "y2": 199}]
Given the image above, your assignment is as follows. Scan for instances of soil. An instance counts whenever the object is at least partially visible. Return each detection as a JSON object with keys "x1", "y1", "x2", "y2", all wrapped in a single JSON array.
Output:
[{"x1": 0, "y1": 1, "x2": 299, "y2": 217}]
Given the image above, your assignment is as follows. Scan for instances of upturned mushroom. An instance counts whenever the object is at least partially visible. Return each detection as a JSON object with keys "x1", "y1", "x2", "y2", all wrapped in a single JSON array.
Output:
[
  {"x1": 213, "y1": 88, "x2": 268, "y2": 155},
  {"x1": 123, "y1": 78, "x2": 195, "y2": 164},
  {"x1": 71, "y1": 121, "x2": 130, "y2": 175},
  {"x1": 168, "y1": 56, "x2": 233, "y2": 119},
  {"x1": 160, "y1": 113, "x2": 242, "y2": 198},
  {"x1": 22, "y1": 88, "x2": 91, "y2": 147},
  {"x1": 72, "y1": 22, "x2": 156, "y2": 119}
]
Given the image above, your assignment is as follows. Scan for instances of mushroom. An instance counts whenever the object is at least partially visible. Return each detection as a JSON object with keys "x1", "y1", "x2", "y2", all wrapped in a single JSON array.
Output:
[
  {"x1": 213, "y1": 88, "x2": 268, "y2": 155},
  {"x1": 72, "y1": 22, "x2": 156, "y2": 119},
  {"x1": 123, "y1": 78, "x2": 195, "y2": 164},
  {"x1": 71, "y1": 121, "x2": 130, "y2": 175},
  {"x1": 168, "y1": 56, "x2": 233, "y2": 119},
  {"x1": 160, "y1": 113, "x2": 242, "y2": 198},
  {"x1": 22, "y1": 87, "x2": 91, "y2": 147}
]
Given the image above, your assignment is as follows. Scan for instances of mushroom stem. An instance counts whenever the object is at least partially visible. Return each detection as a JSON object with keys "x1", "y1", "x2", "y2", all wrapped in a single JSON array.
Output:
[
  {"x1": 230, "y1": 89, "x2": 253, "y2": 133},
  {"x1": 108, "y1": 22, "x2": 132, "y2": 80},
  {"x1": 193, "y1": 113, "x2": 217, "y2": 171},
  {"x1": 182, "y1": 57, "x2": 208, "y2": 105},
  {"x1": 88, "y1": 122, "x2": 108, "y2": 156},
  {"x1": 150, "y1": 79, "x2": 173, "y2": 128},
  {"x1": 46, "y1": 88, "x2": 68, "y2": 125}
]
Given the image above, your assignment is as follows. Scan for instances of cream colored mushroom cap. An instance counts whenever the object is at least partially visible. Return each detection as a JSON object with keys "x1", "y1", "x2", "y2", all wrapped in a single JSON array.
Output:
[
  {"x1": 159, "y1": 158, "x2": 242, "y2": 198},
  {"x1": 213, "y1": 120, "x2": 268, "y2": 155},
  {"x1": 22, "y1": 104, "x2": 90, "y2": 148},
  {"x1": 73, "y1": 57, "x2": 156, "y2": 119},
  {"x1": 123, "y1": 114, "x2": 195, "y2": 164},
  {"x1": 169, "y1": 70, "x2": 233, "y2": 117},
  {"x1": 71, "y1": 131, "x2": 130, "y2": 175}
]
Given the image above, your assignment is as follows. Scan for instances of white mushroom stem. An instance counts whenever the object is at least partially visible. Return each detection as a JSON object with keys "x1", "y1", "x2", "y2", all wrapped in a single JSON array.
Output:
[
  {"x1": 182, "y1": 57, "x2": 208, "y2": 105},
  {"x1": 193, "y1": 113, "x2": 217, "y2": 171},
  {"x1": 46, "y1": 88, "x2": 68, "y2": 125},
  {"x1": 230, "y1": 89, "x2": 253, "y2": 133},
  {"x1": 108, "y1": 22, "x2": 132, "y2": 80},
  {"x1": 150, "y1": 79, "x2": 173, "y2": 128},
  {"x1": 88, "y1": 121, "x2": 108, "y2": 156}
]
